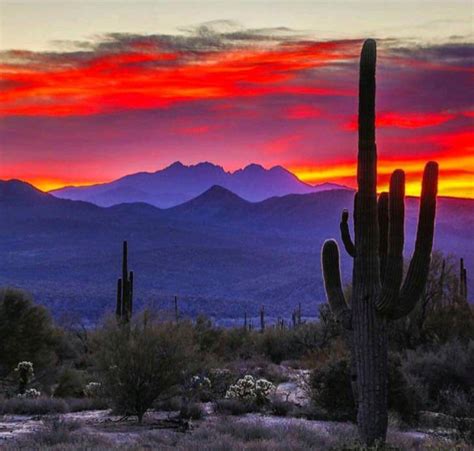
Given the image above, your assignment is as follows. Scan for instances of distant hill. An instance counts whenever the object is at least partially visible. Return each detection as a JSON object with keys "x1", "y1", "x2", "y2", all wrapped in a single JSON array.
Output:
[
  {"x1": 49, "y1": 161, "x2": 347, "y2": 208},
  {"x1": 1, "y1": 179, "x2": 472, "y2": 324}
]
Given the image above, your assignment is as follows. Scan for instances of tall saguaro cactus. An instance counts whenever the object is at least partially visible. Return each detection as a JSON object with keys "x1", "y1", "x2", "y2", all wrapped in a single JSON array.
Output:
[
  {"x1": 116, "y1": 241, "x2": 134, "y2": 323},
  {"x1": 321, "y1": 39, "x2": 438, "y2": 445}
]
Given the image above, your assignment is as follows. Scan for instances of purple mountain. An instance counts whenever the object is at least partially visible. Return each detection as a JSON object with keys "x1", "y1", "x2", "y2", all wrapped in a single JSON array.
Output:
[{"x1": 49, "y1": 161, "x2": 346, "y2": 208}]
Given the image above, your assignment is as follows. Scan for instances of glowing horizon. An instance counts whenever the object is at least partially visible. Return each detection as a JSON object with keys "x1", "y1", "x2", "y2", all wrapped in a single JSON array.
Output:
[{"x1": 1, "y1": 3, "x2": 473, "y2": 199}]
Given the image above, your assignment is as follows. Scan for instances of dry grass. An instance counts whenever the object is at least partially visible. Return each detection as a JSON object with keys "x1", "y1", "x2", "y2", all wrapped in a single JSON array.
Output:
[{"x1": 4, "y1": 412, "x2": 469, "y2": 451}]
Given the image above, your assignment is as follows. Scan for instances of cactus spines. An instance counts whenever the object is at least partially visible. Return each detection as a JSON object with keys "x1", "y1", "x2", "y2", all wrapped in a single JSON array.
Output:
[
  {"x1": 116, "y1": 241, "x2": 134, "y2": 323},
  {"x1": 321, "y1": 39, "x2": 438, "y2": 445}
]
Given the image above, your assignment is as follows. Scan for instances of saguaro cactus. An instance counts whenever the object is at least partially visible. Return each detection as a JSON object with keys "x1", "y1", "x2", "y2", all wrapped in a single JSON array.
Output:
[
  {"x1": 460, "y1": 258, "x2": 468, "y2": 301},
  {"x1": 116, "y1": 241, "x2": 134, "y2": 322},
  {"x1": 321, "y1": 39, "x2": 438, "y2": 445},
  {"x1": 259, "y1": 305, "x2": 265, "y2": 332}
]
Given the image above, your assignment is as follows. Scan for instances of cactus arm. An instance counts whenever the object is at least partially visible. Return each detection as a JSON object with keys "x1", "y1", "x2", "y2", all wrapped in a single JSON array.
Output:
[
  {"x1": 376, "y1": 170, "x2": 405, "y2": 314},
  {"x1": 340, "y1": 209, "x2": 356, "y2": 257},
  {"x1": 322, "y1": 240, "x2": 352, "y2": 329},
  {"x1": 378, "y1": 192, "x2": 389, "y2": 282},
  {"x1": 388, "y1": 162, "x2": 438, "y2": 320}
]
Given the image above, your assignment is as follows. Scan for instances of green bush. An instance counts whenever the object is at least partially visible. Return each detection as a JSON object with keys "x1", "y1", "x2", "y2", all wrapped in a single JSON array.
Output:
[
  {"x1": 310, "y1": 353, "x2": 419, "y2": 423},
  {"x1": 387, "y1": 354, "x2": 420, "y2": 423},
  {"x1": 153, "y1": 396, "x2": 183, "y2": 412},
  {"x1": 402, "y1": 340, "x2": 474, "y2": 411},
  {"x1": 0, "y1": 288, "x2": 61, "y2": 378},
  {"x1": 215, "y1": 399, "x2": 258, "y2": 415},
  {"x1": 94, "y1": 318, "x2": 197, "y2": 422},
  {"x1": 309, "y1": 357, "x2": 356, "y2": 421},
  {"x1": 54, "y1": 368, "x2": 85, "y2": 398},
  {"x1": 270, "y1": 398, "x2": 293, "y2": 417},
  {"x1": 179, "y1": 401, "x2": 205, "y2": 420}
]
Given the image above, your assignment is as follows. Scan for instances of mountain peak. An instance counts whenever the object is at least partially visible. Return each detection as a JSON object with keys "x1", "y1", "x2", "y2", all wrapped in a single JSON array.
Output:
[
  {"x1": 51, "y1": 161, "x2": 348, "y2": 208},
  {"x1": 242, "y1": 163, "x2": 265, "y2": 172},
  {"x1": 164, "y1": 161, "x2": 185, "y2": 171},
  {"x1": 200, "y1": 185, "x2": 246, "y2": 202},
  {"x1": 0, "y1": 179, "x2": 49, "y2": 204}
]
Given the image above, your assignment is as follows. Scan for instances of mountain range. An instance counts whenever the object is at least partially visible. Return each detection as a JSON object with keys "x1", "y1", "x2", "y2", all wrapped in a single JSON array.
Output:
[
  {"x1": 50, "y1": 161, "x2": 345, "y2": 208},
  {"x1": 1, "y1": 179, "x2": 472, "y2": 325}
]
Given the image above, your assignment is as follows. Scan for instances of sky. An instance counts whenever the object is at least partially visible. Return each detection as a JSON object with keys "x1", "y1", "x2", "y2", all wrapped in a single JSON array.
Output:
[{"x1": 0, "y1": 1, "x2": 473, "y2": 197}]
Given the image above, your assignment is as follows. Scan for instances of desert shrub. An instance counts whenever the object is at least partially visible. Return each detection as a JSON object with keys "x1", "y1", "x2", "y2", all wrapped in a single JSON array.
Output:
[
  {"x1": 259, "y1": 329, "x2": 293, "y2": 364},
  {"x1": 438, "y1": 388, "x2": 474, "y2": 444},
  {"x1": 0, "y1": 397, "x2": 68, "y2": 414},
  {"x1": 270, "y1": 398, "x2": 293, "y2": 417},
  {"x1": 310, "y1": 353, "x2": 417, "y2": 423},
  {"x1": 422, "y1": 306, "x2": 474, "y2": 345},
  {"x1": 215, "y1": 399, "x2": 258, "y2": 415},
  {"x1": 0, "y1": 288, "x2": 61, "y2": 378},
  {"x1": 387, "y1": 354, "x2": 420, "y2": 423},
  {"x1": 309, "y1": 356, "x2": 356, "y2": 421},
  {"x1": 402, "y1": 340, "x2": 474, "y2": 411},
  {"x1": 153, "y1": 396, "x2": 183, "y2": 412},
  {"x1": 216, "y1": 327, "x2": 258, "y2": 360},
  {"x1": 208, "y1": 368, "x2": 236, "y2": 398},
  {"x1": 179, "y1": 401, "x2": 205, "y2": 420},
  {"x1": 15, "y1": 416, "x2": 110, "y2": 449},
  {"x1": 54, "y1": 368, "x2": 85, "y2": 398},
  {"x1": 94, "y1": 318, "x2": 197, "y2": 422}
]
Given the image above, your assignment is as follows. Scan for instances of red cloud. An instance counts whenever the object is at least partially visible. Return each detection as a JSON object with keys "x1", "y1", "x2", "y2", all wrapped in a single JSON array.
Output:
[
  {"x1": 284, "y1": 104, "x2": 321, "y2": 119},
  {"x1": 0, "y1": 38, "x2": 358, "y2": 117}
]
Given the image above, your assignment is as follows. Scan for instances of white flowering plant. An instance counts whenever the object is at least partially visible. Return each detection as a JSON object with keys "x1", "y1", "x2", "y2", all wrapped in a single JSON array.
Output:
[
  {"x1": 184, "y1": 375, "x2": 213, "y2": 402},
  {"x1": 17, "y1": 388, "x2": 41, "y2": 399},
  {"x1": 15, "y1": 361, "x2": 35, "y2": 394},
  {"x1": 84, "y1": 382, "x2": 102, "y2": 398},
  {"x1": 225, "y1": 375, "x2": 275, "y2": 405},
  {"x1": 190, "y1": 375, "x2": 212, "y2": 391}
]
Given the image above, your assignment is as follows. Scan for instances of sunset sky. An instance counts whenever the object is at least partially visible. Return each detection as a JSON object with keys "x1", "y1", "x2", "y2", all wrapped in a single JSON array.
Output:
[{"x1": 0, "y1": 1, "x2": 473, "y2": 197}]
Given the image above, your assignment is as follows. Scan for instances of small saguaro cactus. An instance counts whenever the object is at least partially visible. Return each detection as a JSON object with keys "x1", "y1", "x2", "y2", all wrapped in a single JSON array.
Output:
[
  {"x1": 460, "y1": 258, "x2": 468, "y2": 301},
  {"x1": 321, "y1": 39, "x2": 438, "y2": 445},
  {"x1": 259, "y1": 305, "x2": 265, "y2": 332},
  {"x1": 174, "y1": 295, "x2": 179, "y2": 323},
  {"x1": 116, "y1": 241, "x2": 134, "y2": 323}
]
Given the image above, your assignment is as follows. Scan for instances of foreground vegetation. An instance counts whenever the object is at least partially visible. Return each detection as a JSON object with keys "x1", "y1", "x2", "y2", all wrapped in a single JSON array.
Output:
[{"x1": 0, "y1": 247, "x2": 472, "y2": 449}]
